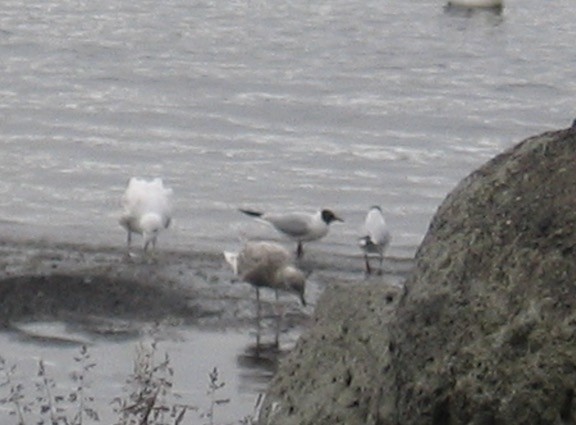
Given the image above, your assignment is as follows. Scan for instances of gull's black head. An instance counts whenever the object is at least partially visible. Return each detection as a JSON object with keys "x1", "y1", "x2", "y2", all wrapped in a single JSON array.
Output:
[{"x1": 321, "y1": 209, "x2": 344, "y2": 224}]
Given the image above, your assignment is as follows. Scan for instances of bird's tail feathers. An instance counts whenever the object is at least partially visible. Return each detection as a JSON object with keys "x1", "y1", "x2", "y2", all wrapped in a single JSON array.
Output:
[
  {"x1": 223, "y1": 251, "x2": 239, "y2": 275},
  {"x1": 239, "y1": 208, "x2": 263, "y2": 218},
  {"x1": 140, "y1": 213, "x2": 164, "y2": 232}
]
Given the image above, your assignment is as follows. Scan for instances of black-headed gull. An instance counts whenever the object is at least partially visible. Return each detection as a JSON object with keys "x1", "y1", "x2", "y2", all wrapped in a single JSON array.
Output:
[
  {"x1": 359, "y1": 206, "x2": 391, "y2": 275},
  {"x1": 239, "y1": 208, "x2": 343, "y2": 258},
  {"x1": 119, "y1": 177, "x2": 173, "y2": 253}
]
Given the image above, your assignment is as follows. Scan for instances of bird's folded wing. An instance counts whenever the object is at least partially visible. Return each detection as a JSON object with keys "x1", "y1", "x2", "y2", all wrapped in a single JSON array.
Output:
[{"x1": 268, "y1": 214, "x2": 310, "y2": 236}]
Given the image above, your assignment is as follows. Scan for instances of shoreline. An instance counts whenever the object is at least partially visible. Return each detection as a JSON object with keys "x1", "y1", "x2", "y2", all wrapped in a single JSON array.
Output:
[{"x1": 0, "y1": 235, "x2": 414, "y2": 337}]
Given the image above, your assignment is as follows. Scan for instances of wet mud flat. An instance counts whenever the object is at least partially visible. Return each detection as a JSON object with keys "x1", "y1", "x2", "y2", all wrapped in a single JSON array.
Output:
[
  {"x1": 0, "y1": 238, "x2": 413, "y2": 338},
  {"x1": 0, "y1": 237, "x2": 413, "y2": 423},
  {"x1": 0, "y1": 238, "x2": 314, "y2": 423},
  {"x1": 0, "y1": 240, "x2": 301, "y2": 336}
]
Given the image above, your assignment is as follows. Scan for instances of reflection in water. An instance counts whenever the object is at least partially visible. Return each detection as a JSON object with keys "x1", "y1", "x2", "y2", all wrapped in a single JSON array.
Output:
[
  {"x1": 236, "y1": 311, "x2": 300, "y2": 396},
  {"x1": 255, "y1": 314, "x2": 281, "y2": 356},
  {"x1": 236, "y1": 324, "x2": 283, "y2": 399},
  {"x1": 0, "y1": 323, "x2": 293, "y2": 424},
  {"x1": 237, "y1": 341, "x2": 279, "y2": 386}
]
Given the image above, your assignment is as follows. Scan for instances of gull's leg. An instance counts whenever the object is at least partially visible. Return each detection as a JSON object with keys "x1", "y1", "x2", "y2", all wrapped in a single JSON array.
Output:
[
  {"x1": 296, "y1": 242, "x2": 304, "y2": 258},
  {"x1": 364, "y1": 254, "x2": 372, "y2": 275},
  {"x1": 148, "y1": 237, "x2": 159, "y2": 263},
  {"x1": 255, "y1": 287, "x2": 262, "y2": 350},
  {"x1": 124, "y1": 231, "x2": 135, "y2": 262},
  {"x1": 274, "y1": 289, "x2": 284, "y2": 318},
  {"x1": 143, "y1": 235, "x2": 157, "y2": 255},
  {"x1": 274, "y1": 290, "x2": 283, "y2": 349},
  {"x1": 274, "y1": 314, "x2": 280, "y2": 349},
  {"x1": 255, "y1": 287, "x2": 261, "y2": 324}
]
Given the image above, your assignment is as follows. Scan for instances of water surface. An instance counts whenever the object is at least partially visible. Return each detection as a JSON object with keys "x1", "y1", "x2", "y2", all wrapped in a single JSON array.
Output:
[{"x1": 1, "y1": 0, "x2": 574, "y2": 257}]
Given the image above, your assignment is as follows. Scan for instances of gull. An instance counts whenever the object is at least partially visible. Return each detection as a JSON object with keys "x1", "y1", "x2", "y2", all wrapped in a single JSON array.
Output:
[
  {"x1": 224, "y1": 241, "x2": 306, "y2": 318},
  {"x1": 446, "y1": 0, "x2": 503, "y2": 9},
  {"x1": 358, "y1": 206, "x2": 391, "y2": 275},
  {"x1": 118, "y1": 177, "x2": 173, "y2": 253},
  {"x1": 238, "y1": 208, "x2": 343, "y2": 258}
]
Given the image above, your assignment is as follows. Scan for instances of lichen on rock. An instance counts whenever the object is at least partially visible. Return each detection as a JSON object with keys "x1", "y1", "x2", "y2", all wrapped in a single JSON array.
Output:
[
  {"x1": 393, "y1": 127, "x2": 576, "y2": 424},
  {"x1": 258, "y1": 126, "x2": 576, "y2": 425},
  {"x1": 258, "y1": 282, "x2": 403, "y2": 425}
]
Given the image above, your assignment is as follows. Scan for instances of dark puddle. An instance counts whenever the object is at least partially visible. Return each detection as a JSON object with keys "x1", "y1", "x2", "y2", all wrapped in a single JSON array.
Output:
[{"x1": 0, "y1": 273, "x2": 203, "y2": 334}]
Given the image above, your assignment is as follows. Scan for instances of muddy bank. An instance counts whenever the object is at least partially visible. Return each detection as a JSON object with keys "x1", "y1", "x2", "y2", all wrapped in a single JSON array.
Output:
[
  {"x1": 0, "y1": 241, "x2": 291, "y2": 336},
  {"x1": 0, "y1": 239, "x2": 413, "y2": 339}
]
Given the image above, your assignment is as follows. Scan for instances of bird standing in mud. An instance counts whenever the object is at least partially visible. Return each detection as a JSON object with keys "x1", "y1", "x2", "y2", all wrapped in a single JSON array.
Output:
[
  {"x1": 359, "y1": 206, "x2": 391, "y2": 275},
  {"x1": 224, "y1": 241, "x2": 306, "y2": 319},
  {"x1": 238, "y1": 208, "x2": 343, "y2": 258},
  {"x1": 119, "y1": 177, "x2": 173, "y2": 254}
]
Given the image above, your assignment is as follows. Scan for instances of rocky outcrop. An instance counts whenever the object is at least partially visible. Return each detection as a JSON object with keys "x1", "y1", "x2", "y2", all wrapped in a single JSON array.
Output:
[
  {"x1": 393, "y1": 127, "x2": 576, "y2": 425},
  {"x1": 257, "y1": 126, "x2": 576, "y2": 425},
  {"x1": 257, "y1": 281, "x2": 404, "y2": 425}
]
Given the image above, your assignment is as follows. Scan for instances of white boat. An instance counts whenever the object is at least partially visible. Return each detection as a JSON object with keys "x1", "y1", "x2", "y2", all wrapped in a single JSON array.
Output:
[{"x1": 446, "y1": 0, "x2": 503, "y2": 9}]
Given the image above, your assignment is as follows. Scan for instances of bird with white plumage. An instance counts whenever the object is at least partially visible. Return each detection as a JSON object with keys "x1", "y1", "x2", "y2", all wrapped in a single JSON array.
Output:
[
  {"x1": 119, "y1": 177, "x2": 173, "y2": 254},
  {"x1": 445, "y1": 0, "x2": 503, "y2": 9},
  {"x1": 359, "y1": 206, "x2": 392, "y2": 275},
  {"x1": 238, "y1": 208, "x2": 343, "y2": 258}
]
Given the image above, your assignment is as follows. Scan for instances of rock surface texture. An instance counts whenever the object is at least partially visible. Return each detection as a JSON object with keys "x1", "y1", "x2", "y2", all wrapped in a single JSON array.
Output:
[{"x1": 257, "y1": 127, "x2": 576, "y2": 425}]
